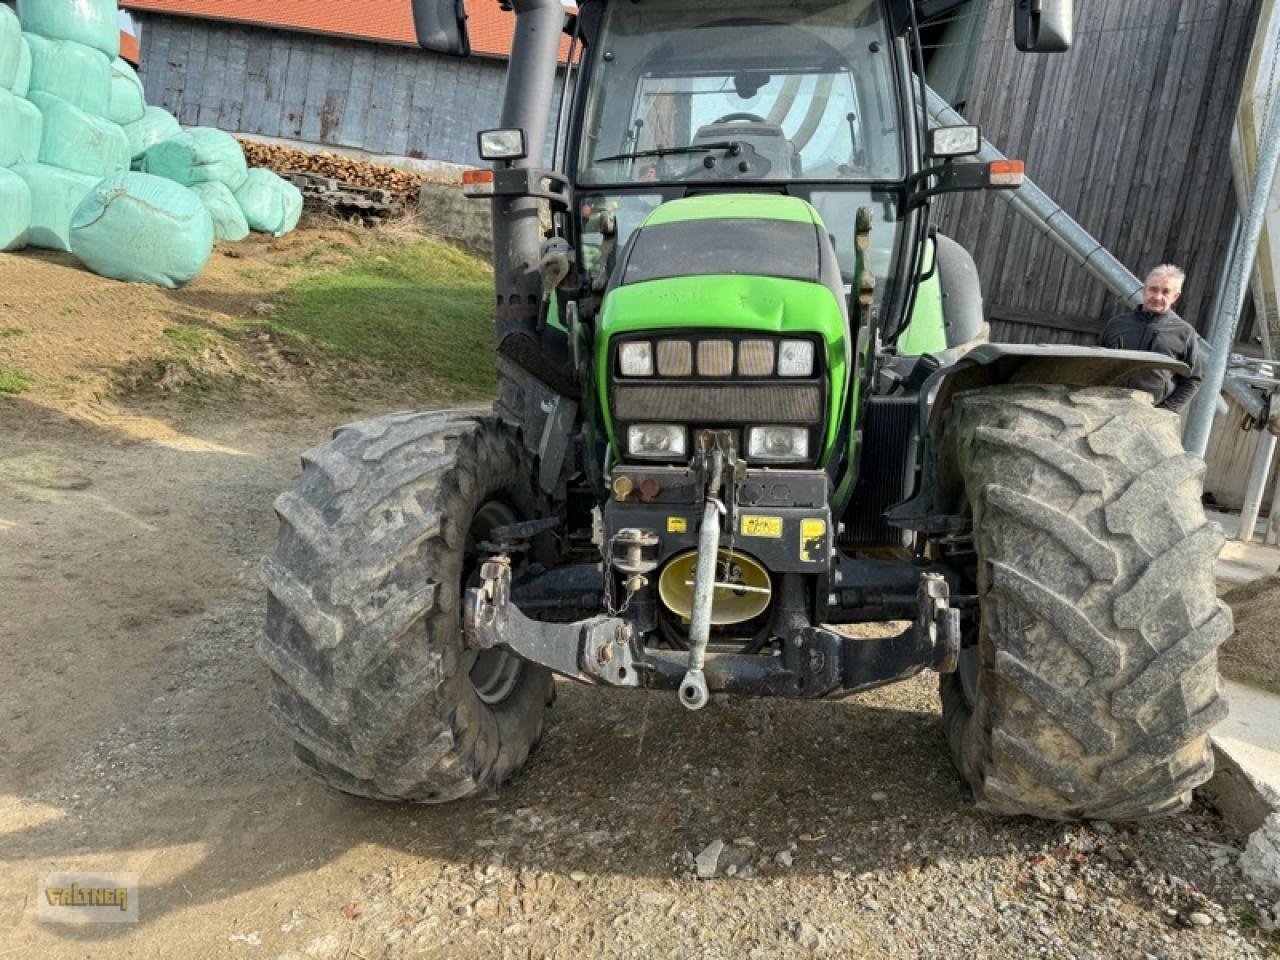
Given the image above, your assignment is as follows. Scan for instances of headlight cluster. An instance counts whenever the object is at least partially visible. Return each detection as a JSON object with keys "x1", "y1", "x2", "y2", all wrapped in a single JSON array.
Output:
[
  {"x1": 627, "y1": 424, "x2": 687, "y2": 459},
  {"x1": 617, "y1": 337, "x2": 815, "y2": 378}
]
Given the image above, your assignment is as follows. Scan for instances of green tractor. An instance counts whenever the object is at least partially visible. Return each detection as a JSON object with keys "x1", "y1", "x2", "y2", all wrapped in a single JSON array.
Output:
[{"x1": 260, "y1": 0, "x2": 1231, "y2": 819}]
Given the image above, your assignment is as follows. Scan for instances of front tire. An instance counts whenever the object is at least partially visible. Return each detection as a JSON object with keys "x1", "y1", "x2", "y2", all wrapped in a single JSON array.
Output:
[
  {"x1": 259, "y1": 410, "x2": 554, "y2": 803},
  {"x1": 939, "y1": 385, "x2": 1230, "y2": 820}
]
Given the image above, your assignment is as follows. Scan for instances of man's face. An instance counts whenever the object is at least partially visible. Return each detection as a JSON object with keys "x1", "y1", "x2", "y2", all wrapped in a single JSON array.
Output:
[{"x1": 1143, "y1": 273, "x2": 1182, "y2": 314}]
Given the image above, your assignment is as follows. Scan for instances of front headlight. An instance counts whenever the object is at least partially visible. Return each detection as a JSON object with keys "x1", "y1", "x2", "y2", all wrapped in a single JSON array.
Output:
[
  {"x1": 627, "y1": 423, "x2": 687, "y2": 459},
  {"x1": 777, "y1": 340, "x2": 815, "y2": 377},
  {"x1": 747, "y1": 426, "x2": 809, "y2": 462},
  {"x1": 619, "y1": 341, "x2": 654, "y2": 376}
]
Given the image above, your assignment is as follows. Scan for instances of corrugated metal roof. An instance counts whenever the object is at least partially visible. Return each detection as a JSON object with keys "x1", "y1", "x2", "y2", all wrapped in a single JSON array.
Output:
[{"x1": 119, "y1": 0, "x2": 549, "y2": 60}]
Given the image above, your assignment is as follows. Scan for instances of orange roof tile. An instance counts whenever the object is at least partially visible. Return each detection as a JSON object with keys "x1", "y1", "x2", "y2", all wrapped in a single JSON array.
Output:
[
  {"x1": 119, "y1": 0, "x2": 566, "y2": 60},
  {"x1": 120, "y1": 31, "x2": 141, "y2": 64}
]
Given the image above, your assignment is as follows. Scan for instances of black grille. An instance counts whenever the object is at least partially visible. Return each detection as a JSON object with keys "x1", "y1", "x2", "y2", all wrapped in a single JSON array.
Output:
[
  {"x1": 613, "y1": 384, "x2": 823, "y2": 424},
  {"x1": 840, "y1": 396, "x2": 919, "y2": 548}
]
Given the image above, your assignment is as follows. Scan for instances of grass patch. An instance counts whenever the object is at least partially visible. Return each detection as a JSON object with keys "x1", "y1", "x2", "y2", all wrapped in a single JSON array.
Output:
[
  {"x1": 0, "y1": 327, "x2": 23, "y2": 338},
  {"x1": 266, "y1": 239, "x2": 497, "y2": 398},
  {"x1": 0, "y1": 368, "x2": 33, "y2": 394},
  {"x1": 1229, "y1": 904, "x2": 1262, "y2": 931},
  {"x1": 162, "y1": 324, "x2": 214, "y2": 353}
]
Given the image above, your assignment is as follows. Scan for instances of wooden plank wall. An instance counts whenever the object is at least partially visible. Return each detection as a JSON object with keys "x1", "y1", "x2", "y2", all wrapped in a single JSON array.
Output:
[
  {"x1": 136, "y1": 16, "x2": 515, "y2": 167},
  {"x1": 934, "y1": 0, "x2": 1262, "y2": 346}
]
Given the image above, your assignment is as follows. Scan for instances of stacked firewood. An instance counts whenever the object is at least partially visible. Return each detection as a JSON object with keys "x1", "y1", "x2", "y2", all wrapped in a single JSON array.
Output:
[{"x1": 237, "y1": 140, "x2": 451, "y2": 204}]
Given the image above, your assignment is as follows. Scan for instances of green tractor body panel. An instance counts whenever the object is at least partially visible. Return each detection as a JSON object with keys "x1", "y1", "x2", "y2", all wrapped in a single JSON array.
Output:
[
  {"x1": 897, "y1": 238, "x2": 947, "y2": 357},
  {"x1": 595, "y1": 194, "x2": 850, "y2": 463}
]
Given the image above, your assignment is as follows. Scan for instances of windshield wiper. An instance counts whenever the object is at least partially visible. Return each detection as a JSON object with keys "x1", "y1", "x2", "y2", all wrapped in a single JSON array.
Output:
[{"x1": 593, "y1": 141, "x2": 740, "y2": 164}]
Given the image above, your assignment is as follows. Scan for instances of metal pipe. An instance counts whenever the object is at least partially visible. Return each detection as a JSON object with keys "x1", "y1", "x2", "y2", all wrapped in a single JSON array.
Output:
[
  {"x1": 679, "y1": 450, "x2": 725, "y2": 711},
  {"x1": 925, "y1": 87, "x2": 1144, "y2": 306},
  {"x1": 491, "y1": 0, "x2": 566, "y2": 342},
  {"x1": 1239, "y1": 433, "x2": 1278, "y2": 543},
  {"x1": 1184, "y1": 81, "x2": 1280, "y2": 456},
  {"x1": 1267, "y1": 467, "x2": 1280, "y2": 544}
]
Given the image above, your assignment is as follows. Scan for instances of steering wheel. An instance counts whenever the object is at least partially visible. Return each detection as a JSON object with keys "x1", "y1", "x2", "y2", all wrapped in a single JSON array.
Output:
[{"x1": 713, "y1": 112, "x2": 768, "y2": 124}]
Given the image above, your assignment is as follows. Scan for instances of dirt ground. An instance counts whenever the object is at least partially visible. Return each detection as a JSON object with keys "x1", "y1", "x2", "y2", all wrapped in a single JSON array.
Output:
[
  {"x1": 1221, "y1": 576, "x2": 1280, "y2": 695},
  {"x1": 2, "y1": 235, "x2": 1278, "y2": 959}
]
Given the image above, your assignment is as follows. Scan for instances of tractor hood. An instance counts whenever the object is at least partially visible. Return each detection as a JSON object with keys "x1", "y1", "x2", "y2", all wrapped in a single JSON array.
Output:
[{"x1": 595, "y1": 194, "x2": 852, "y2": 461}]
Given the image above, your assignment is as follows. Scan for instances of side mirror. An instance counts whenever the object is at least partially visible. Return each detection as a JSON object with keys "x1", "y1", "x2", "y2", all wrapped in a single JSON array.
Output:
[
  {"x1": 927, "y1": 126, "x2": 981, "y2": 160},
  {"x1": 1014, "y1": 0, "x2": 1072, "y2": 52},
  {"x1": 411, "y1": 0, "x2": 470, "y2": 57}
]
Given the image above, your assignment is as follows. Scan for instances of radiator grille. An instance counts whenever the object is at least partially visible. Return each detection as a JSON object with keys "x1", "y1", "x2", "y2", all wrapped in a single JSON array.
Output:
[{"x1": 613, "y1": 384, "x2": 823, "y2": 424}]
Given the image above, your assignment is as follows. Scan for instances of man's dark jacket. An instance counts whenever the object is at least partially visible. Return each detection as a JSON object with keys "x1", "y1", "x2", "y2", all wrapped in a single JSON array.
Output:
[{"x1": 1099, "y1": 307, "x2": 1203, "y2": 412}]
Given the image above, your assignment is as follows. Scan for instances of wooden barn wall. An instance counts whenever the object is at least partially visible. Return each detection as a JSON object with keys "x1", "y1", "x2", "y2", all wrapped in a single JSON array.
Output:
[
  {"x1": 135, "y1": 17, "x2": 521, "y2": 167},
  {"x1": 934, "y1": 0, "x2": 1263, "y2": 345}
]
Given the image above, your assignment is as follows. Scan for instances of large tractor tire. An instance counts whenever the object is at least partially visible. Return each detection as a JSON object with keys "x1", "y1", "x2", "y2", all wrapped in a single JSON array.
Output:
[
  {"x1": 258, "y1": 410, "x2": 554, "y2": 802},
  {"x1": 939, "y1": 385, "x2": 1231, "y2": 820}
]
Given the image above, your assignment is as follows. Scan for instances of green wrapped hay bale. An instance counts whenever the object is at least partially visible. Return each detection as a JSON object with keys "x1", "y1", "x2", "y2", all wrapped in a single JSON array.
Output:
[
  {"x1": 12, "y1": 162, "x2": 97, "y2": 251},
  {"x1": 13, "y1": 94, "x2": 43, "y2": 165},
  {"x1": 123, "y1": 105, "x2": 181, "y2": 161},
  {"x1": 142, "y1": 127, "x2": 249, "y2": 191},
  {"x1": 29, "y1": 92, "x2": 129, "y2": 177},
  {"x1": 189, "y1": 181, "x2": 250, "y2": 243},
  {"x1": 0, "y1": 89, "x2": 39, "y2": 166},
  {"x1": 108, "y1": 57, "x2": 146, "y2": 126},
  {"x1": 234, "y1": 169, "x2": 303, "y2": 237},
  {"x1": 70, "y1": 172, "x2": 214, "y2": 288},
  {"x1": 17, "y1": 0, "x2": 120, "y2": 60},
  {"x1": 24, "y1": 33, "x2": 112, "y2": 117},
  {"x1": 0, "y1": 167, "x2": 32, "y2": 251},
  {"x1": 13, "y1": 34, "x2": 31, "y2": 97},
  {"x1": 0, "y1": 5, "x2": 21, "y2": 91},
  {"x1": 0, "y1": 88, "x2": 19, "y2": 165}
]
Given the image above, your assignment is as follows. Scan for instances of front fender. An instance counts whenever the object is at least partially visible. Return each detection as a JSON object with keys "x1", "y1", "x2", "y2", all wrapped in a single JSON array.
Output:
[
  {"x1": 918, "y1": 343, "x2": 1186, "y2": 434},
  {"x1": 886, "y1": 344, "x2": 1186, "y2": 534}
]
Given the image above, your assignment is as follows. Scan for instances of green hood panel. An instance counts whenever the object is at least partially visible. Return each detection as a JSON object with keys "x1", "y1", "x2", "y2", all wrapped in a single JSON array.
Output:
[{"x1": 642, "y1": 192, "x2": 822, "y2": 226}]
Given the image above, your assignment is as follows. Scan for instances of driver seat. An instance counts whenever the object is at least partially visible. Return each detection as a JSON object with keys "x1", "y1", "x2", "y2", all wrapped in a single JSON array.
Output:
[{"x1": 691, "y1": 120, "x2": 799, "y2": 177}]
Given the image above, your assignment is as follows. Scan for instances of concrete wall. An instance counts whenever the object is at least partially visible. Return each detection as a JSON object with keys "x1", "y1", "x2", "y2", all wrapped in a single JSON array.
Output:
[{"x1": 133, "y1": 14, "x2": 547, "y2": 168}]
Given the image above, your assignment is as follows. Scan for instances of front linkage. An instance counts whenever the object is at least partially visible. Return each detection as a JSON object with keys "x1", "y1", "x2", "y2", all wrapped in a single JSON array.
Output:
[{"x1": 465, "y1": 431, "x2": 961, "y2": 708}]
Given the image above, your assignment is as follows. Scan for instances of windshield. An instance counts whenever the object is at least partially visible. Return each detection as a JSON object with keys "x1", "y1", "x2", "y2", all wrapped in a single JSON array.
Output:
[{"x1": 577, "y1": 0, "x2": 902, "y2": 185}]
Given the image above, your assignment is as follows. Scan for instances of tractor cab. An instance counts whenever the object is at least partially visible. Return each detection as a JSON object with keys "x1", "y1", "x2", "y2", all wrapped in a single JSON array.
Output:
[{"x1": 568, "y1": 0, "x2": 909, "y2": 323}]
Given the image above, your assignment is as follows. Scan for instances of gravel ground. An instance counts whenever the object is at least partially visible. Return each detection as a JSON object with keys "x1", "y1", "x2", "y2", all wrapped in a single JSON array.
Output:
[{"x1": 1, "y1": 403, "x2": 1278, "y2": 959}]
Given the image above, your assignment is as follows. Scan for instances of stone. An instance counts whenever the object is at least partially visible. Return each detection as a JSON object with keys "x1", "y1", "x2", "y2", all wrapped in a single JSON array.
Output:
[
  {"x1": 775, "y1": 850, "x2": 794, "y2": 868},
  {"x1": 1188, "y1": 912, "x2": 1212, "y2": 927},
  {"x1": 696, "y1": 840, "x2": 725, "y2": 879},
  {"x1": 1241, "y1": 814, "x2": 1280, "y2": 894},
  {"x1": 303, "y1": 935, "x2": 342, "y2": 959},
  {"x1": 791, "y1": 921, "x2": 822, "y2": 950},
  {"x1": 870, "y1": 792, "x2": 888, "y2": 803}
]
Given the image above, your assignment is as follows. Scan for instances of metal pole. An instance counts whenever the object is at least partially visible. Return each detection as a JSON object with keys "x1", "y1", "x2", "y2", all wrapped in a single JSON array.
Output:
[
  {"x1": 1267, "y1": 467, "x2": 1280, "y2": 544},
  {"x1": 925, "y1": 88, "x2": 1144, "y2": 305},
  {"x1": 1183, "y1": 84, "x2": 1280, "y2": 457},
  {"x1": 1239, "y1": 434, "x2": 1278, "y2": 542}
]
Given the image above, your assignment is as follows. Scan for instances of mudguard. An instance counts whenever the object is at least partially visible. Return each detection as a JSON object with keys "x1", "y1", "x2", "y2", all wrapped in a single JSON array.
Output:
[
  {"x1": 886, "y1": 343, "x2": 1188, "y2": 533},
  {"x1": 919, "y1": 342, "x2": 1186, "y2": 432}
]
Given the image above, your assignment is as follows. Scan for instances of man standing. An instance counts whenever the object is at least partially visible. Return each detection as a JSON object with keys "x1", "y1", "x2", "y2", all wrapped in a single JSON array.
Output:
[{"x1": 1100, "y1": 264, "x2": 1203, "y2": 412}]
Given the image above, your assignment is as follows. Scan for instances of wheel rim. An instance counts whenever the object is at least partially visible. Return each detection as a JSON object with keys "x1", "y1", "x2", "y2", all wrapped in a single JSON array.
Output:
[{"x1": 465, "y1": 500, "x2": 525, "y2": 706}]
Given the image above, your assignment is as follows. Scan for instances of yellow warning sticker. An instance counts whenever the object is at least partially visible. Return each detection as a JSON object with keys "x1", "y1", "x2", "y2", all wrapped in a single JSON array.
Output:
[
  {"x1": 800, "y1": 518, "x2": 827, "y2": 562},
  {"x1": 667, "y1": 516, "x2": 688, "y2": 534},
  {"x1": 741, "y1": 515, "x2": 783, "y2": 538}
]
